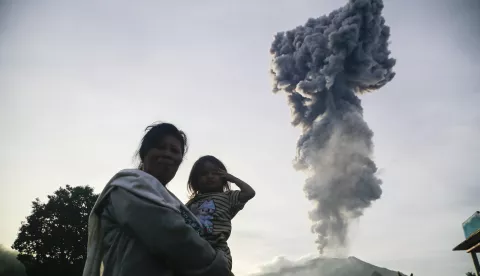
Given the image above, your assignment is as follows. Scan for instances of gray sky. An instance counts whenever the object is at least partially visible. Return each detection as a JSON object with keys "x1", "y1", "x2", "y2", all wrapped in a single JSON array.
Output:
[{"x1": 0, "y1": 0, "x2": 479, "y2": 275}]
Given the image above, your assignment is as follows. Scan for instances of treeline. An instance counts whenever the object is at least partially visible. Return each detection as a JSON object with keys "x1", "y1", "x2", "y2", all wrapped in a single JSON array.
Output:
[
  {"x1": 0, "y1": 245, "x2": 26, "y2": 276},
  {"x1": 8, "y1": 185, "x2": 97, "y2": 276}
]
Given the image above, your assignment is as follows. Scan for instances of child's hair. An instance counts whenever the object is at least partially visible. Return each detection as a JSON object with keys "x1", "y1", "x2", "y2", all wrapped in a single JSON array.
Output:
[{"x1": 187, "y1": 155, "x2": 231, "y2": 198}]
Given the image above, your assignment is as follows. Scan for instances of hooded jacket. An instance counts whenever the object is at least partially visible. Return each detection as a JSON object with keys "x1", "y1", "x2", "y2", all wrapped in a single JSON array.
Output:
[{"x1": 82, "y1": 169, "x2": 230, "y2": 276}]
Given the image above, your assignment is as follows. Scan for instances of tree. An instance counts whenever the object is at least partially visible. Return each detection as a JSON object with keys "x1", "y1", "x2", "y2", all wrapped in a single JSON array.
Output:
[
  {"x1": 12, "y1": 185, "x2": 98, "y2": 276},
  {"x1": 466, "y1": 272, "x2": 476, "y2": 276},
  {"x1": 0, "y1": 245, "x2": 26, "y2": 276}
]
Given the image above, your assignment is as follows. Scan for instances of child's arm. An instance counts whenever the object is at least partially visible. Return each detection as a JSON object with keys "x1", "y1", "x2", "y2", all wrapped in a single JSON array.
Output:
[
  {"x1": 229, "y1": 175, "x2": 256, "y2": 203},
  {"x1": 216, "y1": 169, "x2": 256, "y2": 203}
]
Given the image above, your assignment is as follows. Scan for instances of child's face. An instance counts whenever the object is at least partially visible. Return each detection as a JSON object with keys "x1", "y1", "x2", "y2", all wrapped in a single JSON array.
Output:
[{"x1": 197, "y1": 161, "x2": 224, "y2": 193}]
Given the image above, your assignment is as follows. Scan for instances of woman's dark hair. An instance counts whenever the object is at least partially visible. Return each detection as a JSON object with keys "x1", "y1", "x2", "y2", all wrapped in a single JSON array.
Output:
[
  {"x1": 135, "y1": 122, "x2": 188, "y2": 169},
  {"x1": 187, "y1": 155, "x2": 231, "y2": 198}
]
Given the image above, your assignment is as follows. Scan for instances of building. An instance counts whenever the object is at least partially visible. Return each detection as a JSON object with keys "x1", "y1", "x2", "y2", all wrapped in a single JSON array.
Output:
[{"x1": 453, "y1": 211, "x2": 480, "y2": 276}]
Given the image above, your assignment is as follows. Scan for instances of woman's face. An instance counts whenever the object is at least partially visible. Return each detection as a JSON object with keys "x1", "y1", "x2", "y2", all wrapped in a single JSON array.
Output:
[{"x1": 143, "y1": 135, "x2": 183, "y2": 185}]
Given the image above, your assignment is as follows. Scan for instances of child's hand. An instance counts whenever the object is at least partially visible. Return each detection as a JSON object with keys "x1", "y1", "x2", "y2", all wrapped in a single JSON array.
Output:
[
  {"x1": 215, "y1": 169, "x2": 256, "y2": 202},
  {"x1": 214, "y1": 169, "x2": 238, "y2": 183}
]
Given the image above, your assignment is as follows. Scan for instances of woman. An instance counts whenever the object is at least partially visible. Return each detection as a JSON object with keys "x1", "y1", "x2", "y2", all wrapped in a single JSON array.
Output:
[{"x1": 83, "y1": 122, "x2": 230, "y2": 276}]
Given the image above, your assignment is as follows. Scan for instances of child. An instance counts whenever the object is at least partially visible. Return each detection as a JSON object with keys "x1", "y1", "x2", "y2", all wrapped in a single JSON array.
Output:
[{"x1": 186, "y1": 155, "x2": 256, "y2": 272}]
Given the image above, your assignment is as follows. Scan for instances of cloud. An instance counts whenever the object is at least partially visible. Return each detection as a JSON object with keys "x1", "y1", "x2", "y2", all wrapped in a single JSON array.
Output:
[
  {"x1": 256, "y1": 254, "x2": 317, "y2": 274},
  {"x1": 269, "y1": 0, "x2": 395, "y2": 255}
]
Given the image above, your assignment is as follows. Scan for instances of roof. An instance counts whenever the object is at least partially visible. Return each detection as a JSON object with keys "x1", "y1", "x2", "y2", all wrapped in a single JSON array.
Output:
[{"x1": 453, "y1": 230, "x2": 480, "y2": 253}]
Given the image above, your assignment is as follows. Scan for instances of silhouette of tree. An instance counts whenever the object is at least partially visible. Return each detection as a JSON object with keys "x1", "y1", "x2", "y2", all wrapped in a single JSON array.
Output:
[
  {"x1": 466, "y1": 272, "x2": 476, "y2": 276},
  {"x1": 0, "y1": 245, "x2": 26, "y2": 276},
  {"x1": 12, "y1": 185, "x2": 97, "y2": 276}
]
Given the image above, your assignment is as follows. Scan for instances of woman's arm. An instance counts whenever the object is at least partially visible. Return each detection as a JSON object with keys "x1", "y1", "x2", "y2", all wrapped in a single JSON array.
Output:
[{"x1": 109, "y1": 188, "x2": 230, "y2": 276}]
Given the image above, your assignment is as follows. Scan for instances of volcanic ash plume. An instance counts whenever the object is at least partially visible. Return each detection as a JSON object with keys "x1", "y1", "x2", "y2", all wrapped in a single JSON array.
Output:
[{"x1": 270, "y1": 0, "x2": 396, "y2": 254}]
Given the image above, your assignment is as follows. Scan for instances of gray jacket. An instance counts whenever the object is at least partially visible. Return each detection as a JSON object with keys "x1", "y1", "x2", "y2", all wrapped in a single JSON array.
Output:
[{"x1": 95, "y1": 172, "x2": 230, "y2": 276}]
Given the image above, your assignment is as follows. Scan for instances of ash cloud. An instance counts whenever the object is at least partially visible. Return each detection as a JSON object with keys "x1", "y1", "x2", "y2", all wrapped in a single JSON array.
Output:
[{"x1": 270, "y1": 0, "x2": 395, "y2": 254}]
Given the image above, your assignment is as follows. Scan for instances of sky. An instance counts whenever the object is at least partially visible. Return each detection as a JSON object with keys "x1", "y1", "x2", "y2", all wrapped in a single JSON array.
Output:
[{"x1": 0, "y1": 0, "x2": 479, "y2": 275}]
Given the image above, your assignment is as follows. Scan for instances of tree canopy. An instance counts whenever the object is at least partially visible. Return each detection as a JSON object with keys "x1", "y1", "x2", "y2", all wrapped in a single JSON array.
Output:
[{"x1": 12, "y1": 185, "x2": 97, "y2": 276}]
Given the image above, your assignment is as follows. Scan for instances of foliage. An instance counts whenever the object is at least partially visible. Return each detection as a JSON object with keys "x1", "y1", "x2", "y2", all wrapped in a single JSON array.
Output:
[
  {"x1": 0, "y1": 245, "x2": 26, "y2": 276},
  {"x1": 12, "y1": 185, "x2": 97, "y2": 276}
]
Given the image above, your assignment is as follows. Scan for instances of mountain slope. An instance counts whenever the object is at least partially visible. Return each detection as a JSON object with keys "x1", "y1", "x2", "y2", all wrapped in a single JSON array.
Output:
[{"x1": 254, "y1": 256, "x2": 405, "y2": 276}]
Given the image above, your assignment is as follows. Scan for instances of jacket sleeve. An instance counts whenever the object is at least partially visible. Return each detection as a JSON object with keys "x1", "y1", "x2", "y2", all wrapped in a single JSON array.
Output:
[{"x1": 109, "y1": 187, "x2": 230, "y2": 276}]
